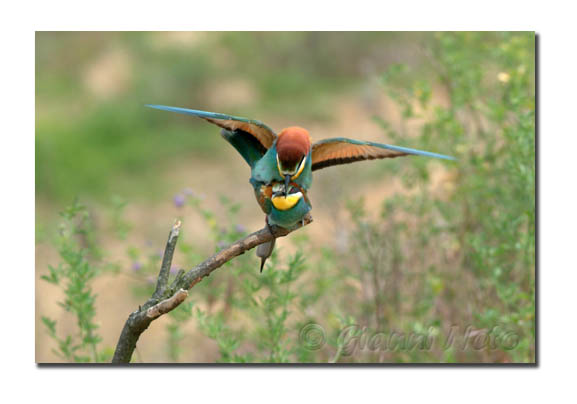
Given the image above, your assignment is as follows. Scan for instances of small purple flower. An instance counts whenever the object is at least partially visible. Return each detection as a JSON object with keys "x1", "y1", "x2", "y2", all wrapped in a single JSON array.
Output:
[
  {"x1": 170, "y1": 266, "x2": 179, "y2": 275},
  {"x1": 182, "y1": 187, "x2": 194, "y2": 196},
  {"x1": 173, "y1": 194, "x2": 186, "y2": 208},
  {"x1": 235, "y1": 224, "x2": 246, "y2": 234},
  {"x1": 131, "y1": 261, "x2": 142, "y2": 272},
  {"x1": 216, "y1": 240, "x2": 227, "y2": 249}
]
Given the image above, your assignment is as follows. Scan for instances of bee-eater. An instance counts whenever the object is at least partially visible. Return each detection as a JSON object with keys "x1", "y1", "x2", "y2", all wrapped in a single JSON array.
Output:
[{"x1": 147, "y1": 104, "x2": 455, "y2": 271}]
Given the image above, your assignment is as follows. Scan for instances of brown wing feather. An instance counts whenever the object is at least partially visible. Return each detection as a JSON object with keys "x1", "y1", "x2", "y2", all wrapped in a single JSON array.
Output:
[
  {"x1": 204, "y1": 118, "x2": 276, "y2": 149},
  {"x1": 311, "y1": 141, "x2": 408, "y2": 171}
]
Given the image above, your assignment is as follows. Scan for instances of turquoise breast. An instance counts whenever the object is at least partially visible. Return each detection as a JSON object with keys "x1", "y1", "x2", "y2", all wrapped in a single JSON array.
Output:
[{"x1": 267, "y1": 197, "x2": 311, "y2": 230}]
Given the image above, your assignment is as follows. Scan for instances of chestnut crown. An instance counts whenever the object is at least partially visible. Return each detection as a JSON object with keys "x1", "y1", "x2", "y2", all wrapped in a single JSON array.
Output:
[{"x1": 276, "y1": 127, "x2": 311, "y2": 172}]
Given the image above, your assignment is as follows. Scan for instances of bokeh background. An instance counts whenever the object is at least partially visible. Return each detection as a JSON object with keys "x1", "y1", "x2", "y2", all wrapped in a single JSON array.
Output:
[{"x1": 35, "y1": 32, "x2": 535, "y2": 363}]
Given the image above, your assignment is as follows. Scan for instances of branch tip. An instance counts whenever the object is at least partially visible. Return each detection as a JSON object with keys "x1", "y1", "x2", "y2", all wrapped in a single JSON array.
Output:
[{"x1": 169, "y1": 220, "x2": 182, "y2": 243}]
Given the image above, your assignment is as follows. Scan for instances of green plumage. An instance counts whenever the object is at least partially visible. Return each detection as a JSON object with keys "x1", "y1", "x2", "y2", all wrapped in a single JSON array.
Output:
[
  {"x1": 220, "y1": 129, "x2": 266, "y2": 168},
  {"x1": 252, "y1": 144, "x2": 313, "y2": 190},
  {"x1": 268, "y1": 196, "x2": 311, "y2": 229}
]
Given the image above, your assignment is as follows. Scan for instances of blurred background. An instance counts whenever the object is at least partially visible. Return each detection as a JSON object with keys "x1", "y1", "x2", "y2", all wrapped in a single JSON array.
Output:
[{"x1": 35, "y1": 32, "x2": 535, "y2": 363}]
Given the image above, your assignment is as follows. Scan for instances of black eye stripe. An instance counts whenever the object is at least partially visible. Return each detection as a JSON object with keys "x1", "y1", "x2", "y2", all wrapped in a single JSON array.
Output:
[{"x1": 277, "y1": 155, "x2": 306, "y2": 176}]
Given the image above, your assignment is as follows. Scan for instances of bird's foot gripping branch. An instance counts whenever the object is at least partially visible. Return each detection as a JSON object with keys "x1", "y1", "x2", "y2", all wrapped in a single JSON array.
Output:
[{"x1": 111, "y1": 214, "x2": 313, "y2": 363}]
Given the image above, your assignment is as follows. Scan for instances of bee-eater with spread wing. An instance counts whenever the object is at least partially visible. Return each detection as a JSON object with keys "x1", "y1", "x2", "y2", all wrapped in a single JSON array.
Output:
[{"x1": 147, "y1": 105, "x2": 455, "y2": 271}]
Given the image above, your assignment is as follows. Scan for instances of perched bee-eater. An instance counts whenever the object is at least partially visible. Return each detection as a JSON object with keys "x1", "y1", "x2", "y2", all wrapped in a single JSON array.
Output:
[{"x1": 147, "y1": 105, "x2": 455, "y2": 271}]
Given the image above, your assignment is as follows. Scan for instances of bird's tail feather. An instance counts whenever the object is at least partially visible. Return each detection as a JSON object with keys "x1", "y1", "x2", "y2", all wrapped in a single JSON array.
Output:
[{"x1": 256, "y1": 238, "x2": 276, "y2": 273}]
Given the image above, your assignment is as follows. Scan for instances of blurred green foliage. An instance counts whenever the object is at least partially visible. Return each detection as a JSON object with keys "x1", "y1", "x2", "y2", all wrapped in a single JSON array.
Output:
[
  {"x1": 38, "y1": 32, "x2": 535, "y2": 363},
  {"x1": 41, "y1": 200, "x2": 106, "y2": 362},
  {"x1": 348, "y1": 31, "x2": 535, "y2": 362},
  {"x1": 36, "y1": 32, "x2": 409, "y2": 203}
]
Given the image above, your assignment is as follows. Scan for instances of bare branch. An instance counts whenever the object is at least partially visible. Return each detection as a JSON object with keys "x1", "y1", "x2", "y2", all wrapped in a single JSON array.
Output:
[
  {"x1": 111, "y1": 214, "x2": 312, "y2": 363},
  {"x1": 177, "y1": 214, "x2": 313, "y2": 291},
  {"x1": 146, "y1": 289, "x2": 188, "y2": 319}
]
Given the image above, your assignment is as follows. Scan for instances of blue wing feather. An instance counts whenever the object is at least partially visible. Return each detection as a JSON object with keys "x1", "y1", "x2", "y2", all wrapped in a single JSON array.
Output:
[
  {"x1": 368, "y1": 142, "x2": 455, "y2": 160},
  {"x1": 146, "y1": 104, "x2": 247, "y2": 122}
]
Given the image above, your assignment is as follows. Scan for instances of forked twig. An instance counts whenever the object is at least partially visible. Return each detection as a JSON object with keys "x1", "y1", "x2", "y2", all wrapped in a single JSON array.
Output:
[{"x1": 111, "y1": 215, "x2": 313, "y2": 363}]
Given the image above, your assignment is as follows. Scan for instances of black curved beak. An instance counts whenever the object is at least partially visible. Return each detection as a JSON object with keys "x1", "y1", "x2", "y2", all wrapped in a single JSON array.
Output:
[{"x1": 284, "y1": 174, "x2": 291, "y2": 197}]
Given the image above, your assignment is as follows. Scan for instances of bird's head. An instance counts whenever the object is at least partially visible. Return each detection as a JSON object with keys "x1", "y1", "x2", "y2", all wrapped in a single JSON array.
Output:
[{"x1": 276, "y1": 127, "x2": 311, "y2": 196}]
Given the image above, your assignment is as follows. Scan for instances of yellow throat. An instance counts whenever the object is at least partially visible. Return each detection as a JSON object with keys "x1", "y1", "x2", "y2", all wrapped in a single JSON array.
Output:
[{"x1": 271, "y1": 192, "x2": 303, "y2": 211}]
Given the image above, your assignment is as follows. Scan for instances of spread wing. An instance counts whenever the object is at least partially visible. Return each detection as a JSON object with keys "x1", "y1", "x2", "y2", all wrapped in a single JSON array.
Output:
[
  {"x1": 146, "y1": 104, "x2": 277, "y2": 149},
  {"x1": 311, "y1": 138, "x2": 455, "y2": 171}
]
